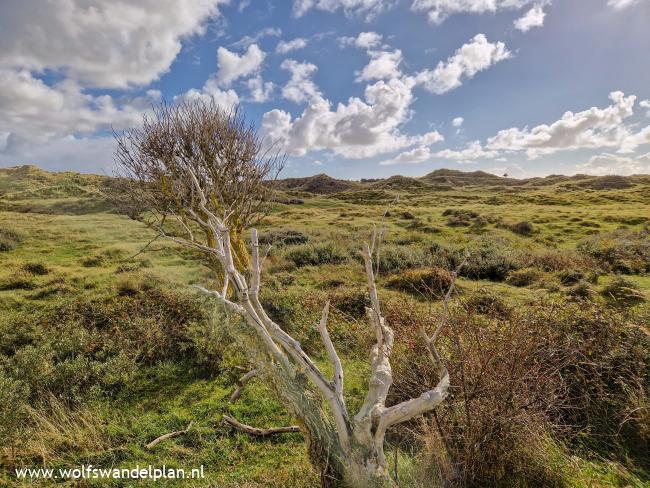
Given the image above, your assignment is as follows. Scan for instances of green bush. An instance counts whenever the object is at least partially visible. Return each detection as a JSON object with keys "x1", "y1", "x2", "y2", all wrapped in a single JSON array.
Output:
[
  {"x1": 384, "y1": 267, "x2": 453, "y2": 298},
  {"x1": 578, "y1": 229, "x2": 650, "y2": 274},
  {"x1": 0, "y1": 228, "x2": 22, "y2": 252},
  {"x1": 284, "y1": 242, "x2": 348, "y2": 267},
  {"x1": 23, "y1": 262, "x2": 49, "y2": 275},
  {"x1": 507, "y1": 220, "x2": 534, "y2": 236},
  {"x1": 506, "y1": 268, "x2": 541, "y2": 287},
  {"x1": 259, "y1": 229, "x2": 309, "y2": 246}
]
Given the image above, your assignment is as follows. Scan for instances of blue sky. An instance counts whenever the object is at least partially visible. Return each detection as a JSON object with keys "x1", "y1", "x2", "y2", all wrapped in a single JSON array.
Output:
[{"x1": 1, "y1": 0, "x2": 649, "y2": 178}]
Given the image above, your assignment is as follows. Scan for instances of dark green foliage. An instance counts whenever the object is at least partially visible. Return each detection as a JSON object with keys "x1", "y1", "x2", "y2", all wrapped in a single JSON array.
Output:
[
  {"x1": 0, "y1": 284, "x2": 216, "y2": 403},
  {"x1": 464, "y1": 289, "x2": 511, "y2": 318},
  {"x1": 556, "y1": 268, "x2": 584, "y2": 285},
  {"x1": 284, "y1": 242, "x2": 348, "y2": 267}
]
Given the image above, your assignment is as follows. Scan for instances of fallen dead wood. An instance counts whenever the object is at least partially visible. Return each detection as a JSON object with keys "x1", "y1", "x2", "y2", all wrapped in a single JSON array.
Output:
[
  {"x1": 222, "y1": 415, "x2": 301, "y2": 437},
  {"x1": 229, "y1": 369, "x2": 259, "y2": 402},
  {"x1": 144, "y1": 421, "x2": 194, "y2": 450}
]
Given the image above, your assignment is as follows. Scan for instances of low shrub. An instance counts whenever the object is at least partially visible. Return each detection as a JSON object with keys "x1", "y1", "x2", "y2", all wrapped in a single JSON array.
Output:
[
  {"x1": 23, "y1": 262, "x2": 49, "y2": 275},
  {"x1": 0, "y1": 228, "x2": 22, "y2": 252},
  {"x1": 601, "y1": 276, "x2": 646, "y2": 306},
  {"x1": 506, "y1": 267, "x2": 541, "y2": 287},
  {"x1": 578, "y1": 229, "x2": 650, "y2": 274},
  {"x1": 508, "y1": 220, "x2": 534, "y2": 236},
  {"x1": 384, "y1": 267, "x2": 453, "y2": 298},
  {"x1": 259, "y1": 229, "x2": 309, "y2": 246},
  {"x1": 464, "y1": 289, "x2": 511, "y2": 318},
  {"x1": 284, "y1": 243, "x2": 348, "y2": 267}
]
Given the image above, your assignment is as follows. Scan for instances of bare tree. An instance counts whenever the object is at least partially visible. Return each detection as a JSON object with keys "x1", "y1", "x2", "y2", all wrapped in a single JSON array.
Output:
[{"x1": 114, "y1": 99, "x2": 454, "y2": 488}]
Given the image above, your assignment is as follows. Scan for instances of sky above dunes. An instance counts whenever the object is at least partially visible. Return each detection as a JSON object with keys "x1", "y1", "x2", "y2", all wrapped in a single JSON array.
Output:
[{"x1": 0, "y1": 0, "x2": 649, "y2": 179}]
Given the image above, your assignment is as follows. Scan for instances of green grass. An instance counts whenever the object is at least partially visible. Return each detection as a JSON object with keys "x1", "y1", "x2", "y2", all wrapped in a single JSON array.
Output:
[{"x1": 1, "y1": 165, "x2": 649, "y2": 487}]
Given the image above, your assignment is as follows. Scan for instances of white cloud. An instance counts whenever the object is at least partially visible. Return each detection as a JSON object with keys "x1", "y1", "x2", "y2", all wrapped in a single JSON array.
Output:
[
  {"x1": 0, "y1": 0, "x2": 224, "y2": 89},
  {"x1": 262, "y1": 77, "x2": 443, "y2": 159},
  {"x1": 578, "y1": 152, "x2": 650, "y2": 175},
  {"x1": 230, "y1": 27, "x2": 282, "y2": 49},
  {"x1": 486, "y1": 91, "x2": 638, "y2": 158},
  {"x1": 280, "y1": 59, "x2": 322, "y2": 104},
  {"x1": 339, "y1": 31, "x2": 384, "y2": 49},
  {"x1": 412, "y1": 0, "x2": 532, "y2": 24},
  {"x1": 452, "y1": 116, "x2": 464, "y2": 127},
  {"x1": 433, "y1": 141, "x2": 497, "y2": 161},
  {"x1": 607, "y1": 0, "x2": 643, "y2": 10},
  {"x1": 356, "y1": 50, "x2": 403, "y2": 82},
  {"x1": 514, "y1": 5, "x2": 546, "y2": 32},
  {"x1": 276, "y1": 38, "x2": 308, "y2": 54},
  {"x1": 245, "y1": 76, "x2": 275, "y2": 102},
  {"x1": 380, "y1": 146, "x2": 432, "y2": 165},
  {"x1": 293, "y1": 0, "x2": 393, "y2": 19},
  {"x1": 413, "y1": 34, "x2": 511, "y2": 94},
  {"x1": 216, "y1": 44, "x2": 266, "y2": 86},
  {"x1": 0, "y1": 69, "x2": 157, "y2": 151},
  {"x1": 0, "y1": 135, "x2": 118, "y2": 174},
  {"x1": 640, "y1": 99, "x2": 650, "y2": 116}
]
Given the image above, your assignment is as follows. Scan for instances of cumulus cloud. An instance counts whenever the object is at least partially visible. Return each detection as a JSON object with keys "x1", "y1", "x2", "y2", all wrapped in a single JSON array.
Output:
[
  {"x1": 356, "y1": 50, "x2": 403, "y2": 82},
  {"x1": 0, "y1": 69, "x2": 158, "y2": 152},
  {"x1": 640, "y1": 99, "x2": 650, "y2": 116},
  {"x1": 486, "y1": 91, "x2": 638, "y2": 158},
  {"x1": 276, "y1": 38, "x2": 308, "y2": 54},
  {"x1": 339, "y1": 31, "x2": 384, "y2": 49},
  {"x1": 245, "y1": 76, "x2": 275, "y2": 102},
  {"x1": 514, "y1": 5, "x2": 546, "y2": 32},
  {"x1": 0, "y1": 0, "x2": 223, "y2": 89},
  {"x1": 280, "y1": 59, "x2": 322, "y2": 104},
  {"x1": 433, "y1": 141, "x2": 497, "y2": 161},
  {"x1": 413, "y1": 34, "x2": 511, "y2": 94},
  {"x1": 578, "y1": 152, "x2": 650, "y2": 175},
  {"x1": 412, "y1": 0, "x2": 532, "y2": 24},
  {"x1": 293, "y1": 0, "x2": 393, "y2": 19},
  {"x1": 216, "y1": 44, "x2": 266, "y2": 86},
  {"x1": 262, "y1": 77, "x2": 443, "y2": 159},
  {"x1": 607, "y1": 0, "x2": 643, "y2": 10},
  {"x1": 452, "y1": 117, "x2": 464, "y2": 127},
  {"x1": 380, "y1": 146, "x2": 432, "y2": 165}
]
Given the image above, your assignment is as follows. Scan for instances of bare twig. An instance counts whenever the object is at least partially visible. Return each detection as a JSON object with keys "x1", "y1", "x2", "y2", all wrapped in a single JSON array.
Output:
[
  {"x1": 144, "y1": 421, "x2": 194, "y2": 450},
  {"x1": 229, "y1": 369, "x2": 260, "y2": 402},
  {"x1": 222, "y1": 415, "x2": 301, "y2": 437}
]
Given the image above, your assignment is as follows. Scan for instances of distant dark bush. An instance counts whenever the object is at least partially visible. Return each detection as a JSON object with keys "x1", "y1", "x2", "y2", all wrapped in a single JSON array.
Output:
[
  {"x1": 0, "y1": 272, "x2": 35, "y2": 291},
  {"x1": 259, "y1": 229, "x2": 309, "y2": 246},
  {"x1": 556, "y1": 268, "x2": 584, "y2": 285},
  {"x1": 566, "y1": 280, "x2": 594, "y2": 300},
  {"x1": 23, "y1": 262, "x2": 49, "y2": 275},
  {"x1": 460, "y1": 240, "x2": 520, "y2": 281},
  {"x1": 284, "y1": 242, "x2": 348, "y2": 267},
  {"x1": 464, "y1": 289, "x2": 511, "y2": 318},
  {"x1": 0, "y1": 228, "x2": 22, "y2": 251},
  {"x1": 399, "y1": 211, "x2": 415, "y2": 220},
  {"x1": 384, "y1": 267, "x2": 453, "y2": 298},
  {"x1": 444, "y1": 209, "x2": 481, "y2": 228},
  {"x1": 507, "y1": 221, "x2": 534, "y2": 236},
  {"x1": 506, "y1": 268, "x2": 541, "y2": 287},
  {"x1": 328, "y1": 287, "x2": 368, "y2": 318},
  {"x1": 371, "y1": 245, "x2": 430, "y2": 273},
  {"x1": 578, "y1": 229, "x2": 650, "y2": 274}
]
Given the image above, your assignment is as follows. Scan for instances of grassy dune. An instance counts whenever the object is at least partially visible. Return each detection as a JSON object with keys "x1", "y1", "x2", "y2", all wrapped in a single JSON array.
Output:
[{"x1": 1, "y1": 165, "x2": 649, "y2": 487}]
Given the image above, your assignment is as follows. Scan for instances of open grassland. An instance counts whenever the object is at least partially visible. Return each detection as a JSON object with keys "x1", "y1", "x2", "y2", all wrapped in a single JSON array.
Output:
[{"x1": 1, "y1": 165, "x2": 649, "y2": 487}]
